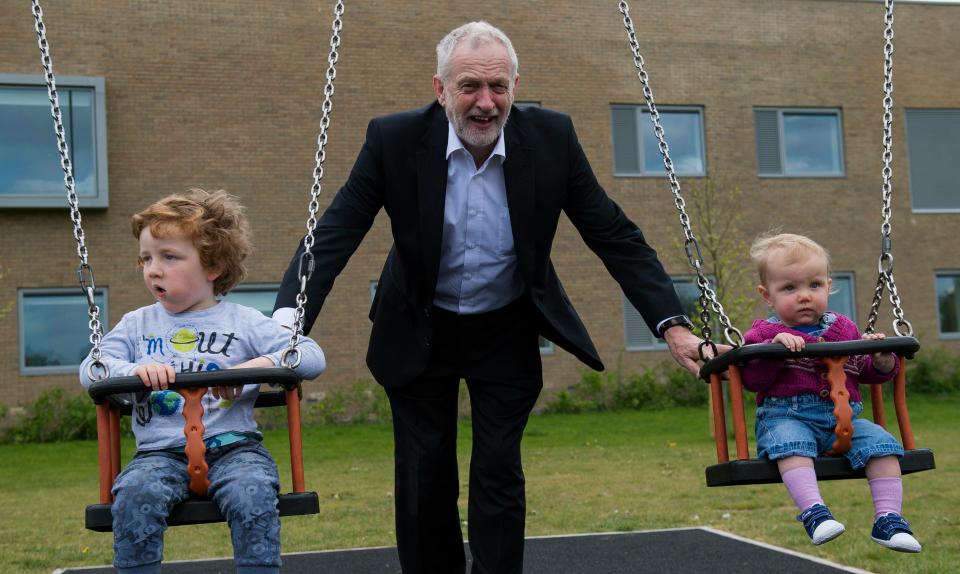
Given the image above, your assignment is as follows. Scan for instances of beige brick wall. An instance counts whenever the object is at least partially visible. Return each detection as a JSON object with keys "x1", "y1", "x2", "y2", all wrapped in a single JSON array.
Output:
[{"x1": 1, "y1": 0, "x2": 958, "y2": 408}]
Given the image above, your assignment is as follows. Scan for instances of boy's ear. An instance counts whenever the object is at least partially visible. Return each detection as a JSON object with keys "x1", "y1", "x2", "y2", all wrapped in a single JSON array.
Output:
[
  {"x1": 206, "y1": 264, "x2": 223, "y2": 283},
  {"x1": 758, "y1": 284, "x2": 772, "y2": 307}
]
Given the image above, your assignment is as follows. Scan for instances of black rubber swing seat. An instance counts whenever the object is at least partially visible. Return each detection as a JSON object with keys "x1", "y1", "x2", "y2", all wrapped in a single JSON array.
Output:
[
  {"x1": 698, "y1": 337, "x2": 936, "y2": 487},
  {"x1": 84, "y1": 368, "x2": 319, "y2": 532}
]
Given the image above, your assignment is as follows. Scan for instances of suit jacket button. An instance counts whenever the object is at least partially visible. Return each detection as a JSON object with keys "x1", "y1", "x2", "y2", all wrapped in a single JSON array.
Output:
[
  {"x1": 424, "y1": 336, "x2": 431, "y2": 348},
  {"x1": 423, "y1": 307, "x2": 430, "y2": 318}
]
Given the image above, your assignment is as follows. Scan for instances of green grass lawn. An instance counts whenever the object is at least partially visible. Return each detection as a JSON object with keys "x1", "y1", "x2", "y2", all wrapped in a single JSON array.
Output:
[{"x1": 0, "y1": 395, "x2": 955, "y2": 574}]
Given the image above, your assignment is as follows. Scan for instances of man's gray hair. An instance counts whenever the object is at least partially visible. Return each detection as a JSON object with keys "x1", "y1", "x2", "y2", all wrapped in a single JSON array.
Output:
[{"x1": 436, "y1": 21, "x2": 518, "y2": 83}]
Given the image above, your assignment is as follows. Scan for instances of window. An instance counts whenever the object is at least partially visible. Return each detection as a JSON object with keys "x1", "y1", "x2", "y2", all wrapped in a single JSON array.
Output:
[
  {"x1": 220, "y1": 284, "x2": 279, "y2": 316},
  {"x1": 611, "y1": 105, "x2": 705, "y2": 176},
  {"x1": 19, "y1": 288, "x2": 108, "y2": 375},
  {"x1": 538, "y1": 336, "x2": 555, "y2": 354},
  {"x1": 936, "y1": 273, "x2": 960, "y2": 338},
  {"x1": 0, "y1": 74, "x2": 108, "y2": 208},
  {"x1": 624, "y1": 277, "x2": 702, "y2": 351},
  {"x1": 514, "y1": 101, "x2": 541, "y2": 110},
  {"x1": 754, "y1": 108, "x2": 844, "y2": 177},
  {"x1": 905, "y1": 109, "x2": 960, "y2": 212},
  {"x1": 829, "y1": 272, "x2": 856, "y2": 324}
]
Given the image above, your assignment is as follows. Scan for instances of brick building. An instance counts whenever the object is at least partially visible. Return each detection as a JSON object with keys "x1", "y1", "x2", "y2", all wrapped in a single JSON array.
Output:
[{"x1": 1, "y1": 0, "x2": 959, "y2": 408}]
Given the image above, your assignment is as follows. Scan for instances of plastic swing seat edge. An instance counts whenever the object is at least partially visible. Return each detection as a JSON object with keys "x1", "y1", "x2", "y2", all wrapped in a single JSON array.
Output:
[
  {"x1": 704, "y1": 448, "x2": 935, "y2": 487},
  {"x1": 84, "y1": 491, "x2": 320, "y2": 532}
]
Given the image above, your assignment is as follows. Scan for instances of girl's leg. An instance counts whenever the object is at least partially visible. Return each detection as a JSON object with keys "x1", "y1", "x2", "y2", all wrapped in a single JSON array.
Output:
[
  {"x1": 208, "y1": 441, "x2": 282, "y2": 574},
  {"x1": 111, "y1": 452, "x2": 190, "y2": 573},
  {"x1": 778, "y1": 456, "x2": 845, "y2": 545},
  {"x1": 866, "y1": 455, "x2": 902, "y2": 518},
  {"x1": 778, "y1": 456, "x2": 822, "y2": 511}
]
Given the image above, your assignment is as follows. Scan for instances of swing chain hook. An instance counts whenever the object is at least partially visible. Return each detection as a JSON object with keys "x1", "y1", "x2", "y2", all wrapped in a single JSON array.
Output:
[
  {"x1": 285, "y1": 0, "x2": 345, "y2": 361},
  {"x1": 864, "y1": 0, "x2": 912, "y2": 338},
  {"x1": 618, "y1": 1, "x2": 743, "y2": 349},
  {"x1": 32, "y1": 0, "x2": 109, "y2": 381}
]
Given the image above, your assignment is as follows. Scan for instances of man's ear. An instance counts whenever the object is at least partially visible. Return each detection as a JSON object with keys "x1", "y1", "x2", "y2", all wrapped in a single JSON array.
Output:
[{"x1": 433, "y1": 76, "x2": 445, "y2": 105}]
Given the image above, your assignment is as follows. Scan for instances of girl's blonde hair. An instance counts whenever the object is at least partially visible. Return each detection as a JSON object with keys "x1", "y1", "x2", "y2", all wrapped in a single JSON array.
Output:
[
  {"x1": 749, "y1": 232, "x2": 831, "y2": 286},
  {"x1": 131, "y1": 188, "x2": 251, "y2": 295}
]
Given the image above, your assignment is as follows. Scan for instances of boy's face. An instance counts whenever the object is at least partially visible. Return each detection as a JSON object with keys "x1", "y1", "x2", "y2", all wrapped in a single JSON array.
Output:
[
  {"x1": 758, "y1": 250, "x2": 832, "y2": 327},
  {"x1": 139, "y1": 227, "x2": 220, "y2": 314}
]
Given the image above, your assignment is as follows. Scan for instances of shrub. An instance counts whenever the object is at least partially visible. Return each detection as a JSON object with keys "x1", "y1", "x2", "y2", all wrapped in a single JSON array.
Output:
[
  {"x1": 3, "y1": 388, "x2": 99, "y2": 443},
  {"x1": 905, "y1": 346, "x2": 960, "y2": 395}
]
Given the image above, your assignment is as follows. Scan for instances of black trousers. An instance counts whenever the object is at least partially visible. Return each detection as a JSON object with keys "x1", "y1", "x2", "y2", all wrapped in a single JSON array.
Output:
[{"x1": 385, "y1": 298, "x2": 543, "y2": 574}]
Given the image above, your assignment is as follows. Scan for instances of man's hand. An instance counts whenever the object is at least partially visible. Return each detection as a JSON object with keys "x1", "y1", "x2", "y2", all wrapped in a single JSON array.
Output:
[{"x1": 662, "y1": 326, "x2": 731, "y2": 377}]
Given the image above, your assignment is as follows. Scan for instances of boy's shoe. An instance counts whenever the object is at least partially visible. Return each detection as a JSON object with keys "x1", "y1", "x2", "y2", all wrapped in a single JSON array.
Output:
[
  {"x1": 871, "y1": 513, "x2": 922, "y2": 553},
  {"x1": 797, "y1": 503, "x2": 846, "y2": 545}
]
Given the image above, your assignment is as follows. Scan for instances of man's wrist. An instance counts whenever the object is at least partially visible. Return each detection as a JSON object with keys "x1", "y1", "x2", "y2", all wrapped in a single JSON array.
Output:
[{"x1": 657, "y1": 316, "x2": 694, "y2": 339}]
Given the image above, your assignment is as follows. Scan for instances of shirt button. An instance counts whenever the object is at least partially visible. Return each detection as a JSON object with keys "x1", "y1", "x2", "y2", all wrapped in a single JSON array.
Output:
[
  {"x1": 468, "y1": 244, "x2": 476, "y2": 250},
  {"x1": 464, "y1": 273, "x2": 472, "y2": 280},
  {"x1": 819, "y1": 389, "x2": 830, "y2": 398},
  {"x1": 423, "y1": 307, "x2": 430, "y2": 318},
  {"x1": 424, "y1": 336, "x2": 431, "y2": 348}
]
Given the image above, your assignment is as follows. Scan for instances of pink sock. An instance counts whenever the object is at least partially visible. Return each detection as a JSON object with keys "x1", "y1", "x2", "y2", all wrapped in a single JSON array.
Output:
[
  {"x1": 782, "y1": 466, "x2": 823, "y2": 512},
  {"x1": 869, "y1": 477, "x2": 903, "y2": 519}
]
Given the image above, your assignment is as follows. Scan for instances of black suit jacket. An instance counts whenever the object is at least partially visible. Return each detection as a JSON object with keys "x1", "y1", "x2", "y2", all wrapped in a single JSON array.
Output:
[{"x1": 276, "y1": 102, "x2": 684, "y2": 388}]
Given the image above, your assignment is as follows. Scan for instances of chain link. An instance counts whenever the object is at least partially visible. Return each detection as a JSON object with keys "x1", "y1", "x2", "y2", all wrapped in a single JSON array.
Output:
[
  {"x1": 283, "y1": 0, "x2": 345, "y2": 366},
  {"x1": 31, "y1": 0, "x2": 108, "y2": 379},
  {"x1": 864, "y1": 0, "x2": 912, "y2": 337},
  {"x1": 618, "y1": 1, "x2": 743, "y2": 351}
]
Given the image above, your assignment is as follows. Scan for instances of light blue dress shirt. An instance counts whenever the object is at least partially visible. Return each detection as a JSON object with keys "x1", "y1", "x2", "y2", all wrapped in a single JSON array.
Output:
[{"x1": 433, "y1": 122, "x2": 524, "y2": 314}]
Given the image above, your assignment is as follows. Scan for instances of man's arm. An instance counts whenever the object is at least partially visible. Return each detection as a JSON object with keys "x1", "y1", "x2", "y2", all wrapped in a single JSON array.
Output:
[{"x1": 274, "y1": 119, "x2": 386, "y2": 334}]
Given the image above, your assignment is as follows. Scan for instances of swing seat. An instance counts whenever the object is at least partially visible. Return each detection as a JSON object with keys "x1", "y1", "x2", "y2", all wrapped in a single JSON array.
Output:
[
  {"x1": 84, "y1": 368, "x2": 319, "y2": 532},
  {"x1": 699, "y1": 337, "x2": 936, "y2": 487}
]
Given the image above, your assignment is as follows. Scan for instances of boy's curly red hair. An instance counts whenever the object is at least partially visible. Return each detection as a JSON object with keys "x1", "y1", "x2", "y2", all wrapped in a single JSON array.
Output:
[{"x1": 131, "y1": 188, "x2": 251, "y2": 295}]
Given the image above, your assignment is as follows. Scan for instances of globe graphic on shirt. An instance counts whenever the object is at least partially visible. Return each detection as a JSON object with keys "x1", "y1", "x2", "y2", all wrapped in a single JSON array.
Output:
[{"x1": 151, "y1": 390, "x2": 182, "y2": 417}]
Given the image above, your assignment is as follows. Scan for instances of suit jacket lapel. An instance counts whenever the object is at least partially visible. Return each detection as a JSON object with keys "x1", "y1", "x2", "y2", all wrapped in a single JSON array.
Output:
[
  {"x1": 417, "y1": 106, "x2": 449, "y2": 299},
  {"x1": 503, "y1": 120, "x2": 535, "y2": 288}
]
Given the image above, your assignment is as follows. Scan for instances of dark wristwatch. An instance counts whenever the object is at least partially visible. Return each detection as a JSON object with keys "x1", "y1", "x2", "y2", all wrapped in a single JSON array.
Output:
[{"x1": 657, "y1": 316, "x2": 694, "y2": 338}]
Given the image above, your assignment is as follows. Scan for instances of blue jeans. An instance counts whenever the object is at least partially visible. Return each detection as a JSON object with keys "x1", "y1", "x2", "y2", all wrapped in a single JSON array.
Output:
[
  {"x1": 111, "y1": 440, "x2": 281, "y2": 573},
  {"x1": 756, "y1": 394, "x2": 904, "y2": 469}
]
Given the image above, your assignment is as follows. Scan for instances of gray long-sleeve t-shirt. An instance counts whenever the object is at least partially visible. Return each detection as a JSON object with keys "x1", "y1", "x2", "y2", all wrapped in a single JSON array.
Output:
[{"x1": 79, "y1": 301, "x2": 325, "y2": 452}]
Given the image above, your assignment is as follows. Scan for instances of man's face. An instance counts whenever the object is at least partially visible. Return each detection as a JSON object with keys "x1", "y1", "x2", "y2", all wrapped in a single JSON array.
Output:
[{"x1": 433, "y1": 40, "x2": 518, "y2": 154}]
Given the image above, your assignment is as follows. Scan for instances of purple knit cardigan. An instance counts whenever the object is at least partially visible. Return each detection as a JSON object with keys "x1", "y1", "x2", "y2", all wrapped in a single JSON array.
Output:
[{"x1": 741, "y1": 313, "x2": 900, "y2": 406}]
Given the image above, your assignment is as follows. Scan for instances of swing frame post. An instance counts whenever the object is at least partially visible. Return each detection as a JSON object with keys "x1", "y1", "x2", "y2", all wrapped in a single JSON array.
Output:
[
  {"x1": 95, "y1": 403, "x2": 113, "y2": 504},
  {"x1": 286, "y1": 387, "x2": 306, "y2": 493},
  {"x1": 709, "y1": 373, "x2": 728, "y2": 463},
  {"x1": 893, "y1": 362, "x2": 916, "y2": 449}
]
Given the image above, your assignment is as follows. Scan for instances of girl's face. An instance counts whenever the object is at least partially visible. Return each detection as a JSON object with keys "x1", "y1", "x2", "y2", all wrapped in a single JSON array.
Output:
[
  {"x1": 139, "y1": 227, "x2": 220, "y2": 314},
  {"x1": 758, "y1": 250, "x2": 832, "y2": 327}
]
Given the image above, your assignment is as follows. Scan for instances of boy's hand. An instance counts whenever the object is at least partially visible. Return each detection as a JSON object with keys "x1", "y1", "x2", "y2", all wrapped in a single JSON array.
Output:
[
  {"x1": 134, "y1": 363, "x2": 176, "y2": 391},
  {"x1": 210, "y1": 386, "x2": 242, "y2": 400},
  {"x1": 863, "y1": 332, "x2": 896, "y2": 373},
  {"x1": 773, "y1": 332, "x2": 806, "y2": 352}
]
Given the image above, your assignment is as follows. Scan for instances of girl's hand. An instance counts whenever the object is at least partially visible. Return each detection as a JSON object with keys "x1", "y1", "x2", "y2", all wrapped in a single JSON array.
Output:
[
  {"x1": 773, "y1": 332, "x2": 806, "y2": 352},
  {"x1": 134, "y1": 363, "x2": 176, "y2": 391},
  {"x1": 863, "y1": 332, "x2": 895, "y2": 373}
]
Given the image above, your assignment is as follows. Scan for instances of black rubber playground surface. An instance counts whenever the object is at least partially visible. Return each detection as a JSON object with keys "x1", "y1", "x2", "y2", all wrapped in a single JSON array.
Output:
[{"x1": 55, "y1": 527, "x2": 872, "y2": 574}]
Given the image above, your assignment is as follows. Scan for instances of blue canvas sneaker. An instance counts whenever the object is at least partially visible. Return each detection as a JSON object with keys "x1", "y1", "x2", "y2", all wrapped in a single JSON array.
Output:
[
  {"x1": 797, "y1": 503, "x2": 845, "y2": 545},
  {"x1": 871, "y1": 513, "x2": 922, "y2": 553}
]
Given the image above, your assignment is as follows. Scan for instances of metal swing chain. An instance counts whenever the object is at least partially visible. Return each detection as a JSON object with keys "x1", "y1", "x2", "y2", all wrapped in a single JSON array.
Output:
[
  {"x1": 864, "y1": 0, "x2": 912, "y2": 337},
  {"x1": 617, "y1": 1, "x2": 743, "y2": 355},
  {"x1": 282, "y1": 0, "x2": 345, "y2": 369},
  {"x1": 31, "y1": 0, "x2": 108, "y2": 381}
]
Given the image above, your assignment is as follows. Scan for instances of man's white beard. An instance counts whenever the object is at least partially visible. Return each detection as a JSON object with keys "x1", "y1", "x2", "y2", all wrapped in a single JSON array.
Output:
[{"x1": 445, "y1": 102, "x2": 510, "y2": 149}]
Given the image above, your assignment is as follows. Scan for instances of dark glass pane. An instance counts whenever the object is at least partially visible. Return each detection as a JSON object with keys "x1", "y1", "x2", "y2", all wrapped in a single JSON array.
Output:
[
  {"x1": 829, "y1": 275, "x2": 855, "y2": 323},
  {"x1": 783, "y1": 113, "x2": 841, "y2": 174},
  {"x1": 936, "y1": 275, "x2": 960, "y2": 334},
  {"x1": 23, "y1": 291, "x2": 106, "y2": 368},
  {"x1": 0, "y1": 86, "x2": 94, "y2": 197},
  {"x1": 611, "y1": 107, "x2": 640, "y2": 174},
  {"x1": 642, "y1": 110, "x2": 704, "y2": 175}
]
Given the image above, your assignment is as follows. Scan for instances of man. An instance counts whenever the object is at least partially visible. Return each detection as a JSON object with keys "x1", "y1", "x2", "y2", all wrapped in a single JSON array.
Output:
[{"x1": 275, "y1": 21, "x2": 706, "y2": 574}]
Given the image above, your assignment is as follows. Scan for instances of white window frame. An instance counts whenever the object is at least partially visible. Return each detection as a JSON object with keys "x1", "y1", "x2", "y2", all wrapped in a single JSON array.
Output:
[
  {"x1": 18, "y1": 287, "x2": 109, "y2": 375},
  {"x1": 0, "y1": 74, "x2": 109, "y2": 208},
  {"x1": 935, "y1": 271, "x2": 960, "y2": 339},
  {"x1": 611, "y1": 105, "x2": 707, "y2": 177},
  {"x1": 754, "y1": 107, "x2": 845, "y2": 178}
]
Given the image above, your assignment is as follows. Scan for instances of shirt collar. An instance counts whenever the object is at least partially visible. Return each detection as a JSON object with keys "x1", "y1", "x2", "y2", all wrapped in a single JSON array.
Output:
[{"x1": 445, "y1": 121, "x2": 507, "y2": 163}]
